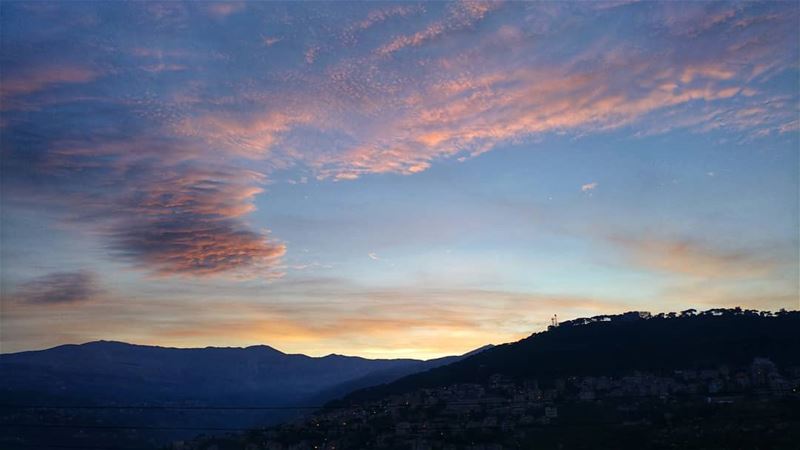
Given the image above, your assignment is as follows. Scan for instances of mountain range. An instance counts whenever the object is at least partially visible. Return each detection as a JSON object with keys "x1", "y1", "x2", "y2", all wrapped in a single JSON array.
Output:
[{"x1": 0, "y1": 340, "x2": 489, "y2": 448}]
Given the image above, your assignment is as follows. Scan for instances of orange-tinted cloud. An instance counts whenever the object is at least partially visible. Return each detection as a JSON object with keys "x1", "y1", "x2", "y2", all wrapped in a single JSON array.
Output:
[
  {"x1": 612, "y1": 236, "x2": 784, "y2": 279},
  {"x1": 112, "y1": 170, "x2": 286, "y2": 277},
  {"x1": 376, "y1": 1, "x2": 499, "y2": 56},
  {"x1": 278, "y1": 4, "x2": 794, "y2": 181},
  {"x1": 349, "y1": 4, "x2": 424, "y2": 34},
  {"x1": 175, "y1": 111, "x2": 311, "y2": 159},
  {"x1": 99, "y1": 2, "x2": 794, "y2": 188}
]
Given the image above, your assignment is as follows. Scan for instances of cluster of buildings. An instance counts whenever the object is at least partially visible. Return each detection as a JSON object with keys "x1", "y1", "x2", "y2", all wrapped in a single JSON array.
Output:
[{"x1": 179, "y1": 357, "x2": 799, "y2": 450}]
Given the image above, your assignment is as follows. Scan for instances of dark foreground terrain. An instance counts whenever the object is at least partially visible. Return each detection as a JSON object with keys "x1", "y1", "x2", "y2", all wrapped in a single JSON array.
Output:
[
  {"x1": 183, "y1": 309, "x2": 800, "y2": 449},
  {"x1": 1, "y1": 309, "x2": 797, "y2": 449}
]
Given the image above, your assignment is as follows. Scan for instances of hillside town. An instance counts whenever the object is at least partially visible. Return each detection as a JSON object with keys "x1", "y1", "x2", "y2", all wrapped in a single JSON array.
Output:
[{"x1": 179, "y1": 355, "x2": 800, "y2": 450}]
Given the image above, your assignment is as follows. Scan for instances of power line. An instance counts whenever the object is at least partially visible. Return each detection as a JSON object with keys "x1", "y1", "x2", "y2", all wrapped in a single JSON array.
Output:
[
  {"x1": 2, "y1": 444, "x2": 159, "y2": 450},
  {"x1": 0, "y1": 391, "x2": 788, "y2": 411},
  {"x1": 0, "y1": 404, "x2": 322, "y2": 411},
  {"x1": 2, "y1": 409, "x2": 794, "y2": 450},
  {"x1": 0, "y1": 411, "x2": 790, "y2": 433},
  {"x1": 2, "y1": 394, "x2": 794, "y2": 450},
  {"x1": 0, "y1": 422, "x2": 257, "y2": 432}
]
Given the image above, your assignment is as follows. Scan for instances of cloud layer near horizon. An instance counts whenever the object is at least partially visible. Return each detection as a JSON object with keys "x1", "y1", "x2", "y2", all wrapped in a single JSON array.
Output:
[
  {"x1": 1, "y1": 1, "x2": 798, "y2": 278},
  {"x1": 12, "y1": 271, "x2": 103, "y2": 305}
]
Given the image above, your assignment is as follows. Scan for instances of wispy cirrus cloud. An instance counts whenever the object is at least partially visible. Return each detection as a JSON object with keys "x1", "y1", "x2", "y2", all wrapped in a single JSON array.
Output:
[
  {"x1": 346, "y1": 4, "x2": 424, "y2": 36},
  {"x1": 375, "y1": 1, "x2": 499, "y2": 56},
  {"x1": 287, "y1": 2, "x2": 797, "y2": 180}
]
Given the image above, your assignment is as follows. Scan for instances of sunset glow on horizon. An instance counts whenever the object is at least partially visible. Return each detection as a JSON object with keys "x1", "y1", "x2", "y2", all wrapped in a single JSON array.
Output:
[{"x1": 1, "y1": 1, "x2": 798, "y2": 359}]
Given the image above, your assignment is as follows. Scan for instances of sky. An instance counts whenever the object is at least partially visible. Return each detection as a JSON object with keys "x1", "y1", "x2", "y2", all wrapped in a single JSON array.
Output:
[{"x1": 1, "y1": 1, "x2": 798, "y2": 359}]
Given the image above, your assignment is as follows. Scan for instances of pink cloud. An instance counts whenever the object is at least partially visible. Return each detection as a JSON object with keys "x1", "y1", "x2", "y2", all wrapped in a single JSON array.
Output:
[
  {"x1": 581, "y1": 182, "x2": 598, "y2": 193},
  {"x1": 612, "y1": 236, "x2": 783, "y2": 279},
  {"x1": 348, "y1": 4, "x2": 424, "y2": 35},
  {"x1": 376, "y1": 1, "x2": 500, "y2": 56},
  {"x1": 0, "y1": 64, "x2": 98, "y2": 99},
  {"x1": 175, "y1": 111, "x2": 311, "y2": 159},
  {"x1": 23, "y1": 136, "x2": 288, "y2": 278},
  {"x1": 305, "y1": 46, "x2": 319, "y2": 64},
  {"x1": 206, "y1": 1, "x2": 245, "y2": 18}
]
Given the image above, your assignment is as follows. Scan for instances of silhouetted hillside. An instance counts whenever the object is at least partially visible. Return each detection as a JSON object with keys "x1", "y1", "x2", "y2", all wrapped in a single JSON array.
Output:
[
  {"x1": 337, "y1": 309, "x2": 800, "y2": 405},
  {"x1": 180, "y1": 309, "x2": 800, "y2": 450}
]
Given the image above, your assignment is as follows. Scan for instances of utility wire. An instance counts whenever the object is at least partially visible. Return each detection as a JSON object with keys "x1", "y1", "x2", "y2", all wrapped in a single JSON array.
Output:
[
  {"x1": 0, "y1": 390, "x2": 789, "y2": 411},
  {"x1": 0, "y1": 411, "x2": 790, "y2": 433},
  {"x1": 0, "y1": 404, "x2": 322, "y2": 411},
  {"x1": 2, "y1": 444, "x2": 159, "y2": 450},
  {"x1": 1, "y1": 411, "x2": 793, "y2": 450},
  {"x1": 0, "y1": 422, "x2": 256, "y2": 432}
]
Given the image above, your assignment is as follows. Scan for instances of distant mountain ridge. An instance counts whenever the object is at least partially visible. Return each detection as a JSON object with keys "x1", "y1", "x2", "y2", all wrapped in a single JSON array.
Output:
[
  {"x1": 0, "y1": 340, "x2": 490, "y2": 448},
  {"x1": 1, "y1": 340, "x2": 487, "y2": 406}
]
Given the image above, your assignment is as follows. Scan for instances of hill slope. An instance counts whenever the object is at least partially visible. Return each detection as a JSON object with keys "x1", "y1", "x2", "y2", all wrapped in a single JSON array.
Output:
[
  {"x1": 182, "y1": 309, "x2": 800, "y2": 450},
  {"x1": 338, "y1": 310, "x2": 800, "y2": 404}
]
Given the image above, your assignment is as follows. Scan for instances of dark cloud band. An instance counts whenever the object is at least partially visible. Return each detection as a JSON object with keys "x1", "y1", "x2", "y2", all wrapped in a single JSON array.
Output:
[{"x1": 14, "y1": 271, "x2": 102, "y2": 305}]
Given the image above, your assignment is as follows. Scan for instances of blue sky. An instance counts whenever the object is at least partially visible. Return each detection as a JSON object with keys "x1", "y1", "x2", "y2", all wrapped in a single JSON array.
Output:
[{"x1": 1, "y1": 1, "x2": 798, "y2": 358}]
